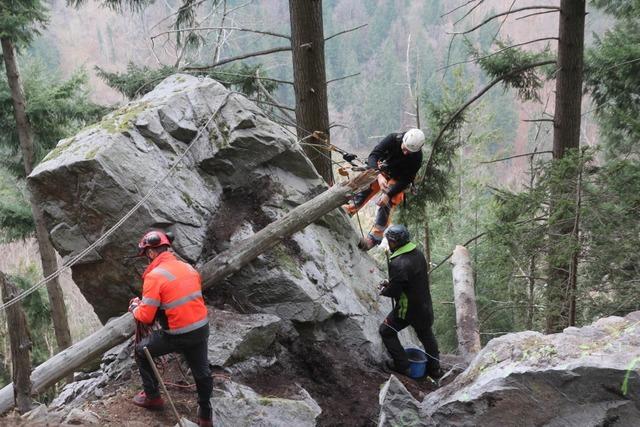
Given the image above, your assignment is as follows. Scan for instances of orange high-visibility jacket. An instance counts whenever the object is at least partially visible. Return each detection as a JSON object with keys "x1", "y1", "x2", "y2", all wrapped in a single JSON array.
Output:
[{"x1": 133, "y1": 251, "x2": 208, "y2": 334}]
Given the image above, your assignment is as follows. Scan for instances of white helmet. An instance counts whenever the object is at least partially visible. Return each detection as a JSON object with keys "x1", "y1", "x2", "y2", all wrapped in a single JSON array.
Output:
[{"x1": 402, "y1": 128, "x2": 425, "y2": 152}]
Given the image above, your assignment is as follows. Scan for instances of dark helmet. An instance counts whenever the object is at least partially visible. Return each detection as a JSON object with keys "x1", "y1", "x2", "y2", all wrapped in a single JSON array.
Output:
[
  {"x1": 137, "y1": 230, "x2": 174, "y2": 256},
  {"x1": 384, "y1": 224, "x2": 410, "y2": 247}
]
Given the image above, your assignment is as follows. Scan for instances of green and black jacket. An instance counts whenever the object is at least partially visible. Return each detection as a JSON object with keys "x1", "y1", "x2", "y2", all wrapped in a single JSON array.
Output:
[{"x1": 381, "y1": 242, "x2": 434, "y2": 324}]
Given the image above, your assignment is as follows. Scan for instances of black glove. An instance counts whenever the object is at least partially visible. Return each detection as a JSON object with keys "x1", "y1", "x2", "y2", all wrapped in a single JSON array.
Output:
[
  {"x1": 378, "y1": 280, "x2": 389, "y2": 292},
  {"x1": 128, "y1": 297, "x2": 141, "y2": 313}
]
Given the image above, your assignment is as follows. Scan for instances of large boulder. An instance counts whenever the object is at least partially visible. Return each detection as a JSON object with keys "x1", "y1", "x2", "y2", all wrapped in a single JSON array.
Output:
[
  {"x1": 28, "y1": 74, "x2": 388, "y2": 357},
  {"x1": 207, "y1": 309, "x2": 281, "y2": 366},
  {"x1": 377, "y1": 311, "x2": 640, "y2": 426},
  {"x1": 211, "y1": 380, "x2": 321, "y2": 427}
]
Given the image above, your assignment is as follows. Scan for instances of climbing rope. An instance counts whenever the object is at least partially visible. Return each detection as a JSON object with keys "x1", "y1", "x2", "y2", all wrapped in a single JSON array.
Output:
[{"x1": 0, "y1": 91, "x2": 238, "y2": 313}]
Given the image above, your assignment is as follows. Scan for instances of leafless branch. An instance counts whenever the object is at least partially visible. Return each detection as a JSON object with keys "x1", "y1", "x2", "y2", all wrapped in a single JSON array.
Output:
[
  {"x1": 325, "y1": 23, "x2": 368, "y2": 42},
  {"x1": 480, "y1": 150, "x2": 553, "y2": 164},
  {"x1": 441, "y1": 0, "x2": 480, "y2": 18},
  {"x1": 184, "y1": 46, "x2": 292, "y2": 70},
  {"x1": 255, "y1": 69, "x2": 296, "y2": 123},
  {"x1": 213, "y1": 70, "x2": 293, "y2": 85},
  {"x1": 406, "y1": 34, "x2": 413, "y2": 100},
  {"x1": 454, "y1": 0, "x2": 485, "y2": 25},
  {"x1": 450, "y1": 6, "x2": 560, "y2": 35},
  {"x1": 326, "y1": 73, "x2": 360, "y2": 84},
  {"x1": 151, "y1": 26, "x2": 291, "y2": 41},
  {"x1": 437, "y1": 37, "x2": 558, "y2": 72},
  {"x1": 248, "y1": 98, "x2": 295, "y2": 112},
  {"x1": 516, "y1": 9, "x2": 561, "y2": 20},
  {"x1": 489, "y1": 0, "x2": 516, "y2": 46},
  {"x1": 522, "y1": 118, "x2": 555, "y2": 123}
]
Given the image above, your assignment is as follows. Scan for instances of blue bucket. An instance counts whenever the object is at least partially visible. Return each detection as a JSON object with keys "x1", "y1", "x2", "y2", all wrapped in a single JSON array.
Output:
[{"x1": 405, "y1": 347, "x2": 428, "y2": 379}]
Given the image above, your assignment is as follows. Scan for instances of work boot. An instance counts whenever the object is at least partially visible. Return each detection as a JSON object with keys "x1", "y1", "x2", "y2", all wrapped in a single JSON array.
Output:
[
  {"x1": 426, "y1": 366, "x2": 444, "y2": 380},
  {"x1": 197, "y1": 407, "x2": 213, "y2": 427},
  {"x1": 357, "y1": 236, "x2": 376, "y2": 251},
  {"x1": 132, "y1": 391, "x2": 164, "y2": 410},
  {"x1": 384, "y1": 360, "x2": 411, "y2": 377}
]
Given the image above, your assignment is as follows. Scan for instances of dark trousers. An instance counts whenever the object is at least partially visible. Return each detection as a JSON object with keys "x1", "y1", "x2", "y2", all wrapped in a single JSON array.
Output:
[
  {"x1": 379, "y1": 310, "x2": 440, "y2": 373},
  {"x1": 135, "y1": 324, "x2": 212, "y2": 414}
]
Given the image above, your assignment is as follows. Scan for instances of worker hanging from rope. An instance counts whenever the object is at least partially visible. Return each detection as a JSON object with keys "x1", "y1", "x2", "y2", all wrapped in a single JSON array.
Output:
[
  {"x1": 343, "y1": 129, "x2": 425, "y2": 250},
  {"x1": 128, "y1": 230, "x2": 213, "y2": 427}
]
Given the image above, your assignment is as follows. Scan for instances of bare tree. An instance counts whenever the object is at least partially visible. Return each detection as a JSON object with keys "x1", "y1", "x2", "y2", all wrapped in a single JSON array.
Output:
[{"x1": 0, "y1": 39, "x2": 73, "y2": 357}]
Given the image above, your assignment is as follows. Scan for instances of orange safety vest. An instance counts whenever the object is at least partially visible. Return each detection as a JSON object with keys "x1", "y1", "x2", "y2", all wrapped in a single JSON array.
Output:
[{"x1": 133, "y1": 251, "x2": 208, "y2": 335}]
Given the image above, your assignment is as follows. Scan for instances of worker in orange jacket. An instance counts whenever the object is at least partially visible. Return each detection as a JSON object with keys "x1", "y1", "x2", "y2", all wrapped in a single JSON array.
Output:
[{"x1": 128, "y1": 230, "x2": 213, "y2": 427}]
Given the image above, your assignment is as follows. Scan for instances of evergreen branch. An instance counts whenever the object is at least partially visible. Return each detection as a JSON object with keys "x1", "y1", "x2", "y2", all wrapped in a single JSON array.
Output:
[
  {"x1": 437, "y1": 37, "x2": 558, "y2": 72},
  {"x1": 151, "y1": 26, "x2": 291, "y2": 41},
  {"x1": 450, "y1": 6, "x2": 560, "y2": 35},
  {"x1": 325, "y1": 23, "x2": 368, "y2": 42},
  {"x1": 480, "y1": 151, "x2": 553, "y2": 164},
  {"x1": 326, "y1": 73, "x2": 360, "y2": 84},
  {"x1": 184, "y1": 46, "x2": 292, "y2": 70},
  {"x1": 422, "y1": 59, "x2": 557, "y2": 184}
]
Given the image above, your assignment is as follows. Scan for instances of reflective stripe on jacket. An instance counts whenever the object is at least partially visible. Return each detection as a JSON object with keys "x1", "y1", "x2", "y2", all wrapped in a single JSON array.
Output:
[{"x1": 133, "y1": 251, "x2": 208, "y2": 334}]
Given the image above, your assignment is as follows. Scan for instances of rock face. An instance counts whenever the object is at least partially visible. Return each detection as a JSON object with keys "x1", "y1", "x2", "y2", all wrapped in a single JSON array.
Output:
[
  {"x1": 378, "y1": 311, "x2": 640, "y2": 426},
  {"x1": 207, "y1": 309, "x2": 281, "y2": 366},
  {"x1": 212, "y1": 380, "x2": 321, "y2": 427},
  {"x1": 28, "y1": 74, "x2": 388, "y2": 357},
  {"x1": 378, "y1": 375, "x2": 423, "y2": 427}
]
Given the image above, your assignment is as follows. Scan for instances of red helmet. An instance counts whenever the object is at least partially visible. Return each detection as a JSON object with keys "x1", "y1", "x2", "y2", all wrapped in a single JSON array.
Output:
[{"x1": 137, "y1": 230, "x2": 173, "y2": 256}]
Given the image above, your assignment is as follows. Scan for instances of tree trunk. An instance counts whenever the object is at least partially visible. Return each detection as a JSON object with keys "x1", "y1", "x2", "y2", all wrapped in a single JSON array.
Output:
[
  {"x1": 289, "y1": 0, "x2": 333, "y2": 184},
  {"x1": 0, "y1": 272, "x2": 33, "y2": 413},
  {"x1": 546, "y1": 0, "x2": 585, "y2": 333},
  {"x1": 1, "y1": 38, "x2": 73, "y2": 356},
  {"x1": 0, "y1": 171, "x2": 376, "y2": 414},
  {"x1": 450, "y1": 245, "x2": 481, "y2": 363}
]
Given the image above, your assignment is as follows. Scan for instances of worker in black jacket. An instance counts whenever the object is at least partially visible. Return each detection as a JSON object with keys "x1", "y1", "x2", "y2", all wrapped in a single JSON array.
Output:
[
  {"x1": 343, "y1": 129, "x2": 425, "y2": 250},
  {"x1": 378, "y1": 224, "x2": 441, "y2": 378}
]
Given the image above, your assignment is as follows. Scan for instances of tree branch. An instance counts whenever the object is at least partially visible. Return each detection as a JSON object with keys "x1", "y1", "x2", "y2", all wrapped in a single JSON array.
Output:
[
  {"x1": 247, "y1": 98, "x2": 295, "y2": 112},
  {"x1": 437, "y1": 37, "x2": 558, "y2": 72},
  {"x1": 441, "y1": 0, "x2": 480, "y2": 18},
  {"x1": 450, "y1": 6, "x2": 560, "y2": 35},
  {"x1": 184, "y1": 46, "x2": 292, "y2": 70},
  {"x1": 516, "y1": 9, "x2": 561, "y2": 20},
  {"x1": 325, "y1": 23, "x2": 368, "y2": 42},
  {"x1": 522, "y1": 119, "x2": 555, "y2": 123},
  {"x1": 326, "y1": 72, "x2": 360, "y2": 84},
  {"x1": 213, "y1": 70, "x2": 293, "y2": 85},
  {"x1": 421, "y1": 59, "x2": 556, "y2": 182},
  {"x1": 255, "y1": 69, "x2": 296, "y2": 123},
  {"x1": 480, "y1": 150, "x2": 553, "y2": 164},
  {"x1": 152, "y1": 26, "x2": 291, "y2": 41},
  {"x1": 454, "y1": 0, "x2": 485, "y2": 25}
]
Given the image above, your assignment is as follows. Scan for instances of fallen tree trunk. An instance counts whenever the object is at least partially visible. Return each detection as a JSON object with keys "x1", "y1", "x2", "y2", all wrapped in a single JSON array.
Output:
[
  {"x1": 0, "y1": 170, "x2": 375, "y2": 414},
  {"x1": 450, "y1": 245, "x2": 481, "y2": 363}
]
